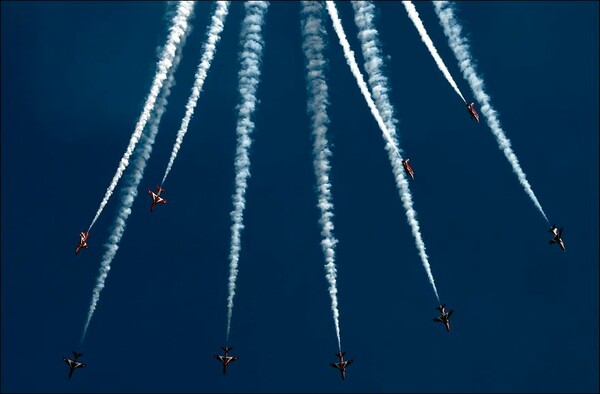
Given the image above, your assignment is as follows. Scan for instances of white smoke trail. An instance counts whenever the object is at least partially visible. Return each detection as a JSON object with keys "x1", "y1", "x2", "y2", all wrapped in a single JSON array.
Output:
[
  {"x1": 161, "y1": 1, "x2": 230, "y2": 186},
  {"x1": 352, "y1": 1, "x2": 440, "y2": 301},
  {"x1": 325, "y1": 1, "x2": 401, "y2": 159},
  {"x1": 80, "y1": 5, "x2": 194, "y2": 344},
  {"x1": 87, "y1": 1, "x2": 195, "y2": 231},
  {"x1": 301, "y1": 0, "x2": 342, "y2": 352},
  {"x1": 433, "y1": 1, "x2": 549, "y2": 223},
  {"x1": 402, "y1": 1, "x2": 466, "y2": 103},
  {"x1": 327, "y1": 0, "x2": 440, "y2": 301},
  {"x1": 226, "y1": 1, "x2": 269, "y2": 342}
]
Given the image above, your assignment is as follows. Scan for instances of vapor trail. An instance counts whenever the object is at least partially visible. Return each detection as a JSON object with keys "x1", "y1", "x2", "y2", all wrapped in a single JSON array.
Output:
[
  {"x1": 226, "y1": 1, "x2": 269, "y2": 342},
  {"x1": 80, "y1": 4, "x2": 193, "y2": 344},
  {"x1": 301, "y1": 0, "x2": 342, "y2": 352},
  {"x1": 86, "y1": 1, "x2": 194, "y2": 232},
  {"x1": 325, "y1": 1, "x2": 401, "y2": 159},
  {"x1": 352, "y1": 1, "x2": 440, "y2": 301},
  {"x1": 327, "y1": 0, "x2": 440, "y2": 301},
  {"x1": 433, "y1": 1, "x2": 549, "y2": 222},
  {"x1": 161, "y1": 1, "x2": 230, "y2": 186},
  {"x1": 402, "y1": 1, "x2": 466, "y2": 103}
]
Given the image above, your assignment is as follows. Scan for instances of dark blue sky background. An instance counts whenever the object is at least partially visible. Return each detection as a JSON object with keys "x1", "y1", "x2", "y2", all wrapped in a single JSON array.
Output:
[{"x1": 2, "y1": 1, "x2": 598, "y2": 393}]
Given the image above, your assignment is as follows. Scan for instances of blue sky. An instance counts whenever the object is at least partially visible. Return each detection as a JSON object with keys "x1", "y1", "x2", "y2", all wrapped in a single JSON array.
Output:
[{"x1": 1, "y1": 1, "x2": 598, "y2": 393}]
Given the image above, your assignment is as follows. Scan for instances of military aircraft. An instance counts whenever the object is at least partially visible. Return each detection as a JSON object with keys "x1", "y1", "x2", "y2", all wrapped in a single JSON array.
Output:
[
  {"x1": 148, "y1": 185, "x2": 167, "y2": 213},
  {"x1": 466, "y1": 102, "x2": 480, "y2": 123},
  {"x1": 213, "y1": 346, "x2": 238, "y2": 374},
  {"x1": 402, "y1": 159, "x2": 415, "y2": 180},
  {"x1": 433, "y1": 304, "x2": 454, "y2": 332},
  {"x1": 548, "y1": 225, "x2": 566, "y2": 251},
  {"x1": 63, "y1": 351, "x2": 86, "y2": 379},
  {"x1": 330, "y1": 351, "x2": 353, "y2": 380},
  {"x1": 75, "y1": 231, "x2": 90, "y2": 255}
]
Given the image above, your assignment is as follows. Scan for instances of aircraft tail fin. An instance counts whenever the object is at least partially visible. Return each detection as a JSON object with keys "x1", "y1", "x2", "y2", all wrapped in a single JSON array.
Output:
[
  {"x1": 436, "y1": 304, "x2": 445, "y2": 312},
  {"x1": 549, "y1": 239, "x2": 557, "y2": 244},
  {"x1": 72, "y1": 351, "x2": 83, "y2": 358}
]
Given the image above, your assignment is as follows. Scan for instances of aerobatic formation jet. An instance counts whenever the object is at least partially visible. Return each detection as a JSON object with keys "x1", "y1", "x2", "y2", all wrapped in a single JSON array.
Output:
[
  {"x1": 148, "y1": 185, "x2": 167, "y2": 213},
  {"x1": 63, "y1": 351, "x2": 86, "y2": 379},
  {"x1": 548, "y1": 225, "x2": 566, "y2": 251},
  {"x1": 402, "y1": 159, "x2": 415, "y2": 180},
  {"x1": 330, "y1": 351, "x2": 353, "y2": 380},
  {"x1": 466, "y1": 102, "x2": 480, "y2": 123},
  {"x1": 433, "y1": 304, "x2": 454, "y2": 332},
  {"x1": 75, "y1": 231, "x2": 90, "y2": 255},
  {"x1": 213, "y1": 346, "x2": 238, "y2": 374}
]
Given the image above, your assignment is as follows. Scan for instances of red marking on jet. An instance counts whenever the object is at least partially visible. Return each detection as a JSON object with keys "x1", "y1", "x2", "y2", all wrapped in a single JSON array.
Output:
[
  {"x1": 466, "y1": 102, "x2": 479, "y2": 123},
  {"x1": 75, "y1": 231, "x2": 90, "y2": 255},
  {"x1": 148, "y1": 185, "x2": 167, "y2": 213},
  {"x1": 433, "y1": 304, "x2": 454, "y2": 332},
  {"x1": 330, "y1": 351, "x2": 353, "y2": 380},
  {"x1": 402, "y1": 159, "x2": 414, "y2": 180},
  {"x1": 213, "y1": 346, "x2": 238, "y2": 375}
]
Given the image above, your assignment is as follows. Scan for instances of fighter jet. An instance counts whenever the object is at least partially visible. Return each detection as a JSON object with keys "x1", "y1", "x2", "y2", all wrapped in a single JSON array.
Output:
[
  {"x1": 466, "y1": 102, "x2": 480, "y2": 123},
  {"x1": 548, "y1": 225, "x2": 566, "y2": 251},
  {"x1": 63, "y1": 351, "x2": 86, "y2": 379},
  {"x1": 213, "y1": 346, "x2": 238, "y2": 374},
  {"x1": 148, "y1": 185, "x2": 167, "y2": 213},
  {"x1": 402, "y1": 159, "x2": 415, "y2": 180},
  {"x1": 75, "y1": 231, "x2": 90, "y2": 255},
  {"x1": 433, "y1": 304, "x2": 454, "y2": 332},
  {"x1": 330, "y1": 351, "x2": 353, "y2": 380}
]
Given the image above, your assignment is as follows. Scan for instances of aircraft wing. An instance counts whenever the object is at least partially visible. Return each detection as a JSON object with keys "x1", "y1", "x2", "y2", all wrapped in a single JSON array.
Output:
[
  {"x1": 346, "y1": 360, "x2": 354, "y2": 366},
  {"x1": 433, "y1": 317, "x2": 443, "y2": 322},
  {"x1": 558, "y1": 228, "x2": 564, "y2": 237},
  {"x1": 330, "y1": 362, "x2": 340, "y2": 370},
  {"x1": 447, "y1": 309, "x2": 454, "y2": 318}
]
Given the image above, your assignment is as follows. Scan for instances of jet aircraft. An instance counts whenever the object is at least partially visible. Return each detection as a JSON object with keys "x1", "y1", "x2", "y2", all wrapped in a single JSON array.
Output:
[
  {"x1": 548, "y1": 225, "x2": 566, "y2": 251},
  {"x1": 63, "y1": 351, "x2": 86, "y2": 379},
  {"x1": 75, "y1": 231, "x2": 90, "y2": 255},
  {"x1": 330, "y1": 351, "x2": 353, "y2": 380},
  {"x1": 466, "y1": 102, "x2": 480, "y2": 123},
  {"x1": 433, "y1": 304, "x2": 454, "y2": 332},
  {"x1": 402, "y1": 159, "x2": 415, "y2": 180},
  {"x1": 148, "y1": 185, "x2": 167, "y2": 213},
  {"x1": 213, "y1": 346, "x2": 238, "y2": 374}
]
